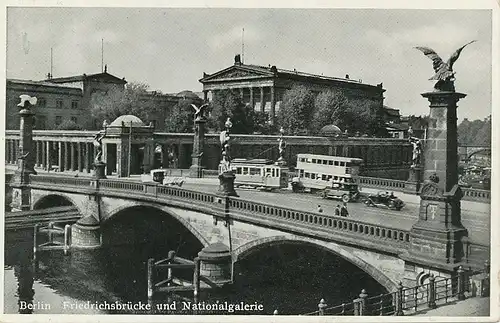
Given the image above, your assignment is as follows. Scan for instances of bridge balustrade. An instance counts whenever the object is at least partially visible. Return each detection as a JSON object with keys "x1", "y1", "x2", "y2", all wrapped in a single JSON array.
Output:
[
  {"x1": 31, "y1": 175, "x2": 92, "y2": 187},
  {"x1": 357, "y1": 176, "x2": 407, "y2": 190},
  {"x1": 228, "y1": 197, "x2": 411, "y2": 253},
  {"x1": 462, "y1": 188, "x2": 490, "y2": 202}
]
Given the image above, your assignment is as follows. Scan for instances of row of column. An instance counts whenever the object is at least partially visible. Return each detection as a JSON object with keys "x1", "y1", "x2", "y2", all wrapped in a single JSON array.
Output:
[
  {"x1": 6, "y1": 139, "x2": 95, "y2": 173},
  {"x1": 204, "y1": 86, "x2": 278, "y2": 117}
]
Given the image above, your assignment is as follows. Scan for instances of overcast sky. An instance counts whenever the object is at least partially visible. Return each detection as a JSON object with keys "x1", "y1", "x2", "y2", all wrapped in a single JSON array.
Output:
[{"x1": 6, "y1": 7, "x2": 493, "y2": 121}]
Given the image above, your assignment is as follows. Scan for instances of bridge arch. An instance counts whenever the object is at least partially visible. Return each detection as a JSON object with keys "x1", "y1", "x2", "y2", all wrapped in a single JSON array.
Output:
[
  {"x1": 233, "y1": 235, "x2": 398, "y2": 292},
  {"x1": 103, "y1": 202, "x2": 209, "y2": 248},
  {"x1": 33, "y1": 193, "x2": 79, "y2": 210}
]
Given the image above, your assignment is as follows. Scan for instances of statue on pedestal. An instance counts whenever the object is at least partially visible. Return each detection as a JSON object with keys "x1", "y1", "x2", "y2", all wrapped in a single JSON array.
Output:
[
  {"x1": 217, "y1": 118, "x2": 237, "y2": 196},
  {"x1": 277, "y1": 127, "x2": 286, "y2": 164},
  {"x1": 219, "y1": 118, "x2": 233, "y2": 174},
  {"x1": 409, "y1": 136, "x2": 422, "y2": 168},
  {"x1": 415, "y1": 40, "x2": 476, "y2": 92},
  {"x1": 93, "y1": 132, "x2": 105, "y2": 164}
]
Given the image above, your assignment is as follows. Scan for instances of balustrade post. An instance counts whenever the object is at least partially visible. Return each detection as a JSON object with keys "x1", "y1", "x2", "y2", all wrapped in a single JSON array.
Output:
[
  {"x1": 428, "y1": 274, "x2": 437, "y2": 309},
  {"x1": 63, "y1": 224, "x2": 71, "y2": 255},
  {"x1": 395, "y1": 282, "x2": 404, "y2": 316},
  {"x1": 358, "y1": 289, "x2": 368, "y2": 315},
  {"x1": 317, "y1": 298, "x2": 327, "y2": 316},
  {"x1": 457, "y1": 266, "x2": 465, "y2": 300},
  {"x1": 147, "y1": 258, "x2": 155, "y2": 300}
]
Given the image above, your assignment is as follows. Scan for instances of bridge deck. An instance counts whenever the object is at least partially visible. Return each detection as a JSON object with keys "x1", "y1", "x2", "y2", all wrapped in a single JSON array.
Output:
[{"x1": 6, "y1": 166, "x2": 490, "y2": 245}]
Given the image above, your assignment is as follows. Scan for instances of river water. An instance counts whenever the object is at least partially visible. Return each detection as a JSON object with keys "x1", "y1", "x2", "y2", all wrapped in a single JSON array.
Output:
[{"x1": 4, "y1": 226, "x2": 386, "y2": 316}]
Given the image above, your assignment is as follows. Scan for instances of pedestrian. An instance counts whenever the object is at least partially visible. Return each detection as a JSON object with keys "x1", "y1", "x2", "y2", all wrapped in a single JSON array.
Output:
[
  {"x1": 335, "y1": 205, "x2": 341, "y2": 216},
  {"x1": 340, "y1": 202, "x2": 349, "y2": 217},
  {"x1": 317, "y1": 205, "x2": 323, "y2": 213}
]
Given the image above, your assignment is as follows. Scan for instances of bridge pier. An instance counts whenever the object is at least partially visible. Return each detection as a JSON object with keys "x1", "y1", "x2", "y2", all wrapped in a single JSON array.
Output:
[
  {"x1": 198, "y1": 242, "x2": 232, "y2": 286},
  {"x1": 71, "y1": 216, "x2": 102, "y2": 249}
]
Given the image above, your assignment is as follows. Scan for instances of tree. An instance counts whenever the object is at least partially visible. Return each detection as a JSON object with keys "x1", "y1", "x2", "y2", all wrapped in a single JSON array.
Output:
[
  {"x1": 56, "y1": 120, "x2": 84, "y2": 130},
  {"x1": 90, "y1": 81, "x2": 163, "y2": 127},
  {"x1": 208, "y1": 89, "x2": 253, "y2": 134},
  {"x1": 458, "y1": 116, "x2": 491, "y2": 146},
  {"x1": 251, "y1": 111, "x2": 277, "y2": 134},
  {"x1": 278, "y1": 86, "x2": 315, "y2": 135},
  {"x1": 164, "y1": 99, "x2": 195, "y2": 133},
  {"x1": 311, "y1": 90, "x2": 349, "y2": 133}
]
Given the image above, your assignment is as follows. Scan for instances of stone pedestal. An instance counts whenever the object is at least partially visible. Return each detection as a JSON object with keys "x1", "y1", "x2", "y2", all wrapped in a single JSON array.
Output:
[
  {"x1": 72, "y1": 216, "x2": 102, "y2": 249},
  {"x1": 198, "y1": 242, "x2": 232, "y2": 286},
  {"x1": 190, "y1": 118, "x2": 206, "y2": 178},
  {"x1": 218, "y1": 171, "x2": 238, "y2": 197},
  {"x1": 93, "y1": 162, "x2": 107, "y2": 179},
  {"x1": 402, "y1": 90, "x2": 468, "y2": 274},
  {"x1": 404, "y1": 166, "x2": 422, "y2": 194},
  {"x1": 189, "y1": 164, "x2": 204, "y2": 178}
]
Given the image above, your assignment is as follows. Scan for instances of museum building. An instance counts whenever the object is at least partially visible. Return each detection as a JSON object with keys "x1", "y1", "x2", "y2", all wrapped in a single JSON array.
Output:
[{"x1": 199, "y1": 55, "x2": 386, "y2": 122}]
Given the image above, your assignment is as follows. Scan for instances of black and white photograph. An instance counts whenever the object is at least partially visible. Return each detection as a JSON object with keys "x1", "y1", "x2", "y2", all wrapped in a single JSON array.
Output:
[{"x1": 2, "y1": 1, "x2": 498, "y2": 321}]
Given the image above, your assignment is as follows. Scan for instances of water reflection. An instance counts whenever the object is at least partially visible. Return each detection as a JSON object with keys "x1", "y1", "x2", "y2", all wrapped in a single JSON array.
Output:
[{"x1": 5, "y1": 228, "x2": 386, "y2": 315}]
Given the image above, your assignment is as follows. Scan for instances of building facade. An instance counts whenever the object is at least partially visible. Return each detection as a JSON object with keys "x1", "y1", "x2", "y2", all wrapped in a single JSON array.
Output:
[
  {"x1": 6, "y1": 70, "x2": 202, "y2": 130},
  {"x1": 199, "y1": 55, "x2": 386, "y2": 123}
]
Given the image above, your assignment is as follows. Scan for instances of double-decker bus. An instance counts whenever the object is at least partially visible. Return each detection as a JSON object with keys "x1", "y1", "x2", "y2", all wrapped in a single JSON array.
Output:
[
  {"x1": 291, "y1": 154, "x2": 363, "y2": 194},
  {"x1": 229, "y1": 158, "x2": 288, "y2": 190}
]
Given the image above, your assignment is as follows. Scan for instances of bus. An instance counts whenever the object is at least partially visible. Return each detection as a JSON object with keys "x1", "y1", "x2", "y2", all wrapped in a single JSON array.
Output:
[
  {"x1": 291, "y1": 154, "x2": 363, "y2": 193},
  {"x1": 230, "y1": 158, "x2": 288, "y2": 190}
]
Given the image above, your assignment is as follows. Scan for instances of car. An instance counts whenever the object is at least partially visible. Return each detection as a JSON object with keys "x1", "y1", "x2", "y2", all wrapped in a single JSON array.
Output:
[
  {"x1": 321, "y1": 182, "x2": 361, "y2": 203},
  {"x1": 364, "y1": 191, "x2": 404, "y2": 211}
]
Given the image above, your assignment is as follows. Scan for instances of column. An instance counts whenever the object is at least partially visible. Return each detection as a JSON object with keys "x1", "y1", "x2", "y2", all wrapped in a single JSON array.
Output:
[
  {"x1": 239, "y1": 88, "x2": 244, "y2": 100},
  {"x1": 41, "y1": 141, "x2": 47, "y2": 169},
  {"x1": 249, "y1": 87, "x2": 254, "y2": 111},
  {"x1": 64, "y1": 142, "x2": 70, "y2": 171},
  {"x1": 71, "y1": 142, "x2": 77, "y2": 171},
  {"x1": 85, "y1": 143, "x2": 92, "y2": 173},
  {"x1": 78, "y1": 142, "x2": 84, "y2": 172},
  {"x1": 6, "y1": 140, "x2": 11, "y2": 164},
  {"x1": 270, "y1": 86, "x2": 276, "y2": 123},
  {"x1": 260, "y1": 87, "x2": 265, "y2": 113},
  {"x1": 203, "y1": 90, "x2": 208, "y2": 102},
  {"x1": 161, "y1": 144, "x2": 169, "y2": 168},
  {"x1": 58, "y1": 142, "x2": 65, "y2": 172},
  {"x1": 14, "y1": 140, "x2": 19, "y2": 162},
  {"x1": 46, "y1": 141, "x2": 52, "y2": 171},
  {"x1": 35, "y1": 141, "x2": 41, "y2": 167}
]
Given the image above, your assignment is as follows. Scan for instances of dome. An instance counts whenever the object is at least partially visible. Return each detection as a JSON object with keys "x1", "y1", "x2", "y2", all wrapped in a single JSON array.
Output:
[
  {"x1": 177, "y1": 90, "x2": 201, "y2": 99},
  {"x1": 319, "y1": 124, "x2": 342, "y2": 136},
  {"x1": 109, "y1": 115, "x2": 144, "y2": 127}
]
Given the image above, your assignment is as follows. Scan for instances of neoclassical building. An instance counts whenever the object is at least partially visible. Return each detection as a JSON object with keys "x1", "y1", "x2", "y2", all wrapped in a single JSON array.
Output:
[
  {"x1": 6, "y1": 69, "x2": 202, "y2": 130},
  {"x1": 199, "y1": 55, "x2": 386, "y2": 122}
]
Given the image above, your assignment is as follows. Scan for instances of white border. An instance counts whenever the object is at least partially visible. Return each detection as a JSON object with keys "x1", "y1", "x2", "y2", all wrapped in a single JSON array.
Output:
[{"x1": 1, "y1": 1, "x2": 498, "y2": 323}]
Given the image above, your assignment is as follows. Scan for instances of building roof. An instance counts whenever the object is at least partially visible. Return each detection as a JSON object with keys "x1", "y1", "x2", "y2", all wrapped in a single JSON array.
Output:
[
  {"x1": 45, "y1": 72, "x2": 127, "y2": 84},
  {"x1": 319, "y1": 124, "x2": 342, "y2": 136},
  {"x1": 200, "y1": 58, "x2": 384, "y2": 91},
  {"x1": 383, "y1": 105, "x2": 400, "y2": 117},
  {"x1": 7, "y1": 78, "x2": 83, "y2": 91},
  {"x1": 176, "y1": 90, "x2": 203, "y2": 100},
  {"x1": 109, "y1": 115, "x2": 145, "y2": 127}
]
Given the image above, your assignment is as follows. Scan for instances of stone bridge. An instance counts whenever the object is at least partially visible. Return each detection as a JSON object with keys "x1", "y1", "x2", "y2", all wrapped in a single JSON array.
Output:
[{"x1": 12, "y1": 173, "x2": 490, "y2": 294}]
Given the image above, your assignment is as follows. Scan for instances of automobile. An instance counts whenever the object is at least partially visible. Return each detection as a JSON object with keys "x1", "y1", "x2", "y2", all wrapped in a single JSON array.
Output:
[
  {"x1": 364, "y1": 191, "x2": 404, "y2": 211},
  {"x1": 321, "y1": 182, "x2": 361, "y2": 203}
]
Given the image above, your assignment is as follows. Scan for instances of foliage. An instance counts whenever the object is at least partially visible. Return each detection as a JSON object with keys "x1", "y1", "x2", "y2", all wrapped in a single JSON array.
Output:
[
  {"x1": 164, "y1": 99, "x2": 196, "y2": 133},
  {"x1": 90, "y1": 81, "x2": 163, "y2": 127},
  {"x1": 277, "y1": 86, "x2": 315, "y2": 135},
  {"x1": 406, "y1": 115, "x2": 429, "y2": 130},
  {"x1": 310, "y1": 90, "x2": 349, "y2": 132},
  {"x1": 208, "y1": 89, "x2": 253, "y2": 134},
  {"x1": 55, "y1": 120, "x2": 84, "y2": 131},
  {"x1": 457, "y1": 116, "x2": 491, "y2": 146},
  {"x1": 252, "y1": 111, "x2": 278, "y2": 134}
]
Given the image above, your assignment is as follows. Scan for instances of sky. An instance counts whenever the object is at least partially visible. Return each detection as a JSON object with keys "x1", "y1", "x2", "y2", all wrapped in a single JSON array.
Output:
[{"x1": 6, "y1": 6, "x2": 494, "y2": 121}]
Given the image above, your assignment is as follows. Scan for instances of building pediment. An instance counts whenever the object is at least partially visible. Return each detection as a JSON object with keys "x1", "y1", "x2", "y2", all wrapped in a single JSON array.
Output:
[{"x1": 200, "y1": 66, "x2": 274, "y2": 83}]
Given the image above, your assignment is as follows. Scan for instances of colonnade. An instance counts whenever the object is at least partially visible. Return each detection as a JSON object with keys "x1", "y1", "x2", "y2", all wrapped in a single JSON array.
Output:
[
  {"x1": 203, "y1": 86, "x2": 280, "y2": 117},
  {"x1": 6, "y1": 138, "x2": 95, "y2": 173}
]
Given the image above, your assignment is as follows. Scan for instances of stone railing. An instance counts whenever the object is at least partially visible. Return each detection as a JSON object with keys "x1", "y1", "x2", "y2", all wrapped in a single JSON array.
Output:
[
  {"x1": 357, "y1": 176, "x2": 407, "y2": 191},
  {"x1": 357, "y1": 176, "x2": 490, "y2": 203}
]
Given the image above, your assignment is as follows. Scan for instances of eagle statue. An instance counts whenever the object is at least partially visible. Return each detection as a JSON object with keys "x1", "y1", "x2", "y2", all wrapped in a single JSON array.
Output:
[
  {"x1": 17, "y1": 94, "x2": 37, "y2": 108},
  {"x1": 190, "y1": 103, "x2": 209, "y2": 120},
  {"x1": 415, "y1": 40, "x2": 476, "y2": 91}
]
